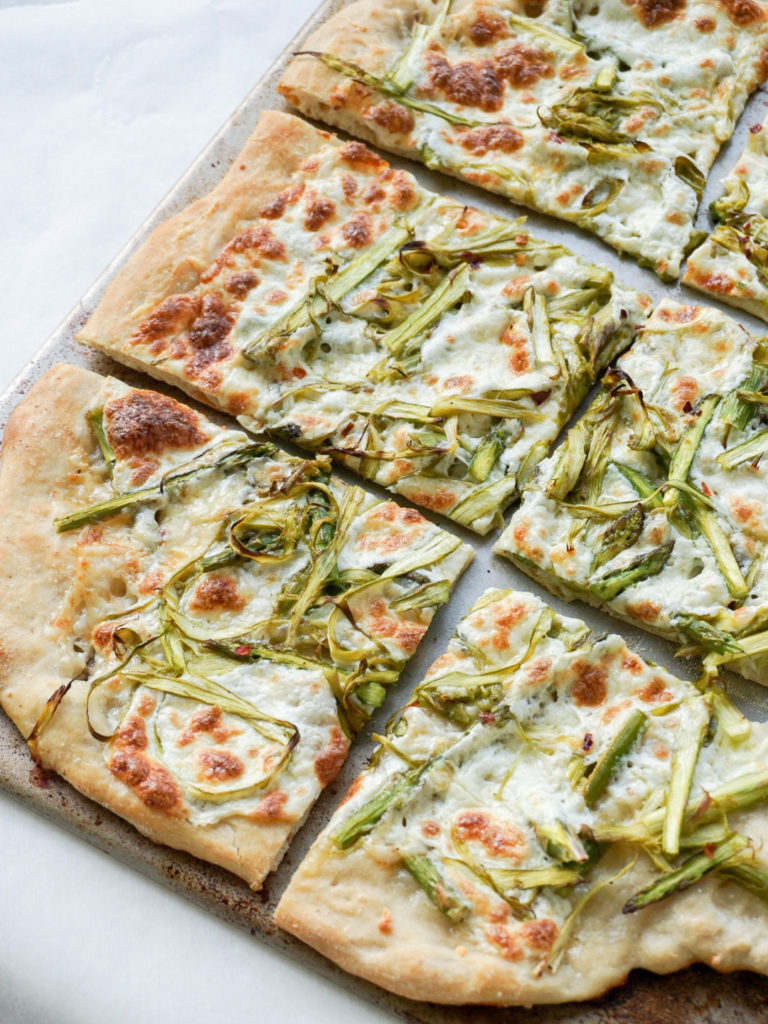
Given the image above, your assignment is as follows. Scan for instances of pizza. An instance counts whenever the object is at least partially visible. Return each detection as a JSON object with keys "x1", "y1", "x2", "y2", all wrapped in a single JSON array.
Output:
[
  {"x1": 278, "y1": 0, "x2": 768, "y2": 279},
  {"x1": 0, "y1": 363, "x2": 471, "y2": 887},
  {"x1": 496, "y1": 298, "x2": 768, "y2": 686},
  {"x1": 684, "y1": 113, "x2": 768, "y2": 322},
  {"x1": 79, "y1": 109, "x2": 649, "y2": 535},
  {"x1": 275, "y1": 587, "x2": 768, "y2": 1004}
]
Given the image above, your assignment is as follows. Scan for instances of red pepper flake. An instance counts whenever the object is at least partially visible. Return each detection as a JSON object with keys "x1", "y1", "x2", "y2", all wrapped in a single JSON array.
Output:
[
  {"x1": 234, "y1": 644, "x2": 252, "y2": 657},
  {"x1": 750, "y1": 123, "x2": 763, "y2": 134},
  {"x1": 682, "y1": 400, "x2": 693, "y2": 413},
  {"x1": 582, "y1": 733, "x2": 594, "y2": 752},
  {"x1": 701, "y1": 481, "x2": 712, "y2": 497},
  {"x1": 531, "y1": 390, "x2": 551, "y2": 406},
  {"x1": 479, "y1": 711, "x2": 497, "y2": 725},
  {"x1": 704, "y1": 843, "x2": 715, "y2": 857}
]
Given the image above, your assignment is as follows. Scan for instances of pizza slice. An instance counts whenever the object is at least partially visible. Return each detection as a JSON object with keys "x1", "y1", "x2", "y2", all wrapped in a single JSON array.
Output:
[
  {"x1": 276, "y1": 588, "x2": 768, "y2": 1004},
  {"x1": 278, "y1": 0, "x2": 768, "y2": 279},
  {"x1": 497, "y1": 298, "x2": 768, "y2": 686},
  {"x1": 0, "y1": 364, "x2": 471, "y2": 887},
  {"x1": 79, "y1": 110, "x2": 649, "y2": 534},
  {"x1": 684, "y1": 114, "x2": 768, "y2": 321}
]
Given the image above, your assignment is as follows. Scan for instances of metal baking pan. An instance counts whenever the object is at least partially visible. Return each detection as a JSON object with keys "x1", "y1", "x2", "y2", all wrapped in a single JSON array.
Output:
[{"x1": 2, "y1": 3, "x2": 768, "y2": 1021}]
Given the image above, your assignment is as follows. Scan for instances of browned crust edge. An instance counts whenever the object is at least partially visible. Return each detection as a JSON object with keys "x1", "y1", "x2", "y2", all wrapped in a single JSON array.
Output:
[
  {"x1": 79, "y1": 110, "x2": 339, "y2": 357},
  {"x1": 0, "y1": 363, "x2": 303, "y2": 888}
]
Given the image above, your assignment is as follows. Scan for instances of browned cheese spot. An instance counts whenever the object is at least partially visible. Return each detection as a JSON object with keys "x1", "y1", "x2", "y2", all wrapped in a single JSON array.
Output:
[
  {"x1": 468, "y1": 11, "x2": 509, "y2": 44},
  {"x1": 520, "y1": 918, "x2": 558, "y2": 951},
  {"x1": 251, "y1": 789, "x2": 289, "y2": 821},
  {"x1": 485, "y1": 925, "x2": 524, "y2": 960},
  {"x1": 718, "y1": 0, "x2": 764, "y2": 23},
  {"x1": 314, "y1": 725, "x2": 349, "y2": 785},
  {"x1": 198, "y1": 748, "x2": 245, "y2": 781},
  {"x1": 109, "y1": 714, "x2": 183, "y2": 815},
  {"x1": 425, "y1": 47, "x2": 504, "y2": 111},
  {"x1": 687, "y1": 268, "x2": 734, "y2": 295},
  {"x1": 365, "y1": 101, "x2": 415, "y2": 135},
  {"x1": 638, "y1": 677, "x2": 674, "y2": 702},
  {"x1": 304, "y1": 197, "x2": 337, "y2": 231},
  {"x1": 628, "y1": 0, "x2": 686, "y2": 27},
  {"x1": 570, "y1": 661, "x2": 608, "y2": 707},
  {"x1": 454, "y1": 810, "x2": 525, "y2": 858},
  {"x1": 189, "y1": 573, "x2": 246, "y2": 613},
  {"x1": 187, "y1": 293, "x2": 236, "y2": 349},
  {"x1": 342, "y1": 212, "x2": 373, "y2": 248},
  {"x1": 496, "y1": 43, "x2": 553, "y2": 87},
  {"x1": 458, "y1": 123, "x2": 524, "y2": 155},
  {"x1": 130, "y1": 294, "x2": 200, "y2": 353},
  {"x1": 225, "y1": 270, "x2": 260, "y2": 299},
  {"x1": 104, "y1": 390, "x2": 206, "y2": 459},
  {"x1": 338, "y1": 140, "x2": 386, "y2": 168}
]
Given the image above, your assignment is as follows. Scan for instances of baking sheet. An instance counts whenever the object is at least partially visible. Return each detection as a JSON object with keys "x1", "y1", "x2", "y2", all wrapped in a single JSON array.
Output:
[{"x1": 2, "y1": 3, "x2": 768, "y2": 1021}]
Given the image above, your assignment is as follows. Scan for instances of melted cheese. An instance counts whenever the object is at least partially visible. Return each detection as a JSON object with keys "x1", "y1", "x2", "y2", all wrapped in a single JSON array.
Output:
[
  {"x1": 498, "y1": 299, "x2": 768, "y2": 671},
  {"x1": 54, "y1": 376, "x2": 471, "y2": 830},
  {"x1": 314, "y1": 589, "x2": 768, "y2": 965}
]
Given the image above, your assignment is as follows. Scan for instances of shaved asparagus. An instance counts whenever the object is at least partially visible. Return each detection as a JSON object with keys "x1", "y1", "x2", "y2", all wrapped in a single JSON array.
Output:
[
  {"x1": 623, "y1": 834, "x2": 750, "y2": 913},
  {"x1": 721, "y1": 861, "x2": 768, "y2": 903},
  {"x1": 402, "y1": 854, "x2": 470, "y2": 923},
  {"x1": 717, "y1": 429, "x2": 768, "y2": 471}
]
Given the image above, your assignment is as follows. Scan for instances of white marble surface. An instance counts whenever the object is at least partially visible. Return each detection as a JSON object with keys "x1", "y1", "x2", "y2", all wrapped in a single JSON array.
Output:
[{"x1": 0, "y1": 2, "x2": 393, "y2": 1021}]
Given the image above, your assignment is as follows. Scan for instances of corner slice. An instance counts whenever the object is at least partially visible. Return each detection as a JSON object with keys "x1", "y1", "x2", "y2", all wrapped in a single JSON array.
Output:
[
  {"x1": 684, "y1": 115, "x2": 768, "y2": 322},
  {"x1": 497, "y1": 299, "x2": 768, "y2": 686},
  {"x1": 79, "y1": 109, "x2": 649, "y2": 534},
  {"x1": 276, "y1": 588, "x2": 768, "y2": 1005},
  {"x1": 279, "y1": 0, "x2": 768, "y2": 278},
  {"x1": 0, "y1": 364, "x2": 471, "y2": 887}
]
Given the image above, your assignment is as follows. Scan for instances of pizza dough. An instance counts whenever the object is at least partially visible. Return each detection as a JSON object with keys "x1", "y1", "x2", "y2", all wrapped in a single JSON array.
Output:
[
  {"x1": 279, "y1": 0, "x2": 768, "y2": 278},
  {"x1": 276, "y1": 588, "x2": 768, "y2": 1004},
  {"x1": 497, "y1": 299, "x2": 768, "y2": 685},
  {"x1": 684, "y1": 113, "x2": 768, "y2": 322},
  {"x1": 0, "y1": 363, "x2": 471, "y2": 887},
  {"x1": 79, "y1": 109, "x2": 649, "y2": 534}
]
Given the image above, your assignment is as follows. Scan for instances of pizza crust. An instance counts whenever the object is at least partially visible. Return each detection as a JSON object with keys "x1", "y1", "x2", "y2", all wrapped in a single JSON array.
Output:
[
  {"x1": 279, "y1": 0, "x2": 428, "y2": 157},
  {"x1": 275, "y1": 818, "x2": 768, "y2": 1005},
  {"x1": 80, "y1": 110, "x2": 336, "y2": 397},
  {"x1": 0, "y1": 365, "x2": 326, "y2": 887}
]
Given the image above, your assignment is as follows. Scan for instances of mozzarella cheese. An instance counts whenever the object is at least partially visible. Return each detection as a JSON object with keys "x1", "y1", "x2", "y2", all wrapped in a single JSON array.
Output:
[{"x1": 497, "y1": 299, "x2": 768, "y2": 684}]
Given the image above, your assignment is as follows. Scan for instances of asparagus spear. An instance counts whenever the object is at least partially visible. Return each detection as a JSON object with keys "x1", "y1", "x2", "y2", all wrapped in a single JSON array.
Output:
[
  {"x1": 663, "y1": 702, "x2": 709, "y2": 857},
  {"x1": 584, "y1": 709, "x2": 648, "y2": 808},
  {"x1": 591, "y1": 504, "x2": 644, "y2": 571},
  {"x1": 87, "y1": 407, "x2": 116, "y2": 475},
  {"x1": 675, "y1": 615, "x2": 743, "y2": 656},
  {"x1": 402, "y1": 854, "x2": 470, "y2": 923},
  {"x1": 721, "y1": 861, "x2": 768, "y2": 903},
  {"x1": 545, "y1": 420, "x2": 590, "y2": 501},
  {"x1": 720, "y1": 365, "x2": 768, "y2": 433},
  {"x1": 298, "y1": 51, "x2": 482, "y2": 127},
  {"x1": 717, "y1": 429, "x2": 768, "y2": 471},
  {"x1": 663, "y1": 395, "x2": 719, "y2": 511},
  {"x1": 468, "y1": 428, "x2": 506, "y2": 483},
  {"x1": 590, "y1": 541, "x2": 673, "y2": 601},
  {"x1": 691, "y1": 507, "x2": 748, "y2": 600},
  {"x1": 523, "y1": 286, "x2": 555, "y2": 369},
  {"x1": 623, "y1": 834, "x2": 750, "y2": 913},
  {"x1": 383, "y1": 263, "x2": 471, "y2": 360},
  {"x1": 534, "y1": 821, "x2": 592, "y2": 864},
  {"x1": 243, "y1": 223, "x2": 411, "y2": 359},
  {"x1": 333, "y1": 765, "x2": 427, "y2": 849}
]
